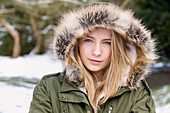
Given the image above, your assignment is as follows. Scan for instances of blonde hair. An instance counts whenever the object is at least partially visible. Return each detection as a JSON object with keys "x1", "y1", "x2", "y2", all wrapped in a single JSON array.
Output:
[
  {"x1": 66, "y1": 29, "x2": 152, "y2": 113},
  {"x1": 70, "y1": 30, "x2": 132, "y2": 112}
]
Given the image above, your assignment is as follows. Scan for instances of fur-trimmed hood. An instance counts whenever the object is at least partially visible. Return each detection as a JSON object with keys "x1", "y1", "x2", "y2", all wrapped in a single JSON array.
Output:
[{"x1": 52, "y1": 2, "x2": 158, "y2": 89}]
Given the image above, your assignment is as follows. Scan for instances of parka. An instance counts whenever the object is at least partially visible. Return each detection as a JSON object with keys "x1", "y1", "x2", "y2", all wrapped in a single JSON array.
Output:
[
  {"x1": 29, "y1": 72, "x2": 155, "y2": 113},
  {"x1": 29, "y1": 2, "x2": 158, "y2": 113}
]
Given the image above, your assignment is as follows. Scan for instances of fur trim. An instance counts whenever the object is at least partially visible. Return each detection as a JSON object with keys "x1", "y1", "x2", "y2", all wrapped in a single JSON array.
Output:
[{"x1": 52, "y1": 2, "x2": 158, "y2": 88}]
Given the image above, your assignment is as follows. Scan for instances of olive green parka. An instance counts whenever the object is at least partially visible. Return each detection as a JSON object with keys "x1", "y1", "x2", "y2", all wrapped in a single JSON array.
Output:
[
  {"x1": 29, "y1": 2, "x2": 158, "y2": 113},
  {"x1": 29, "y1": 72, "x2": 155, "y2": 113}
]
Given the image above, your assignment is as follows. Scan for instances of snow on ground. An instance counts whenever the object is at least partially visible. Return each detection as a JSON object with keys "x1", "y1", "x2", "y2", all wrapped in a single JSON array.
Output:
[
  {"x1": 152, "y1": 84, "x2": 170, "y2": 113},
  {"x1": 0, "y1": 53, "x2": 169, "y2": 113},
  {"x1": 0, "y1": 83, "x2": 34, "y2": 113},
  {"x1": 0, "y1": 53, "x2": 63, "y2": 113},
  {"x1": 0, "y1": 53, "x2": 63, "y2": 79}
]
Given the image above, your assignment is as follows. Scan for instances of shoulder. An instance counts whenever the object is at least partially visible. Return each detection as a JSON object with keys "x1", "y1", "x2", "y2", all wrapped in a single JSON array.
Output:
[
  {"x1": 134, "y1": 80, "x2": 152, "y2": 95},
  {"x1": 129, "y1": 80, "x2": 156, "y2": 112},
  {"x1": 129, "y1": 80, "x2": 154, "y2": 104},
  {"x1": 40, "y1": 72, "x2": 65, "y2": 83},
  {"x1": 36, "y1": 72, "x2": 66, "y2": 92},
  {"x1": 118, "y1": 80, "x2": 153, "y2": 98},
  {"x1": 119, "y1": 80, "x2": 154, "y2": 103}
]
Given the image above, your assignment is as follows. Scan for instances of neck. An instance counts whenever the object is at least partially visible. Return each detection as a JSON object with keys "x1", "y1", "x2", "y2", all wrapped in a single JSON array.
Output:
[{"x1": 92, "y1": 70, "x2": 104, "y2": 82}]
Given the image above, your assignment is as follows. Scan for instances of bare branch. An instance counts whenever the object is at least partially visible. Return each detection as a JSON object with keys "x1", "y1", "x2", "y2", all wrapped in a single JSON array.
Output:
[
  {"x1": 30, "y1": 10, "x2": 42, "y2": 54},
  {"x1": 0, "y1": 8, "x2": 16, "y2": 15},
  {"x1": 0, "y1": 15, "x2": 21, "y2": 58}
]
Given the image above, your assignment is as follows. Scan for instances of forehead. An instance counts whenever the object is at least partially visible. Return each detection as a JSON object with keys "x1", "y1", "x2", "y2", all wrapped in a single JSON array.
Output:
[{"x1": 88, "y1": 28, "x2": 112, "y2": 38}]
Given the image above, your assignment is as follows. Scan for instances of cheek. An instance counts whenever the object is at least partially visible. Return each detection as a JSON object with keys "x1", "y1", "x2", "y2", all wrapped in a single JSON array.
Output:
[
  {"x1": 107, "y1": 51, "x2": 112, "y2": 61},
  {"x1": 103, "y1": 47, "x2": 112, "y2": 59},
  {"x1": 79, "y1": 44, "x2": 89, "y2": 58},
  {"x1": 105, "y1": 50, "x2": 111, "y2": 65}
]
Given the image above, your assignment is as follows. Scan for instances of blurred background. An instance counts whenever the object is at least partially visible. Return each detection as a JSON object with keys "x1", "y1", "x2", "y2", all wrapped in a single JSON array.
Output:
[{"x1": 0, "y1": 0, "x2": 169, "y2": 113}]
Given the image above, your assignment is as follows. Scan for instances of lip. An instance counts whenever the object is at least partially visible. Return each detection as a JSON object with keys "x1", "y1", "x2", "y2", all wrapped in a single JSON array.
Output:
[{"x1": 89, "y1": 59, "x2": 102, "y2": 64}]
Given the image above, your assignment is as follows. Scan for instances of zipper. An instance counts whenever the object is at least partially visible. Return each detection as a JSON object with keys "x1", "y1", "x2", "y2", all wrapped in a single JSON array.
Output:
[{"x1": 108, "y1": 106, "x2": 113, "y2": 113}]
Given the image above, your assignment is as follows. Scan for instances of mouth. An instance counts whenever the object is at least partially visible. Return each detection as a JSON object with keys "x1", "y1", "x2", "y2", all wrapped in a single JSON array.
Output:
[{"x1": 89, "y1": 59, "x2": 102, "y2": 64}]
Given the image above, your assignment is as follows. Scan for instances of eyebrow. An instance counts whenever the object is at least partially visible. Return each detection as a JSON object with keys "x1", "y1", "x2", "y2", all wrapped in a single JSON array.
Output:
[
  {"x1": 86, "y1": 35, "x2": 111, "y2": 41},
  {"x1": 86, "y1": 35, "x2": 95, "y2": 39},
  {"x1": 103, "y1": 39, "x2": 111, "y2": 41}
]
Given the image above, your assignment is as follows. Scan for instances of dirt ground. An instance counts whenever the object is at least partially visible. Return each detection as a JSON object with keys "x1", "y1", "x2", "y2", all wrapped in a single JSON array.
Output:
[{"x1": 146, "y1": 71, "x2": 170, "y2": 88}]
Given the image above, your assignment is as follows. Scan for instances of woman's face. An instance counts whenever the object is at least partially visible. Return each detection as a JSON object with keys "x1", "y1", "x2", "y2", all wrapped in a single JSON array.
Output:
[{"x1": 79, "y1": 28, "x2": 112, "y2": 76}]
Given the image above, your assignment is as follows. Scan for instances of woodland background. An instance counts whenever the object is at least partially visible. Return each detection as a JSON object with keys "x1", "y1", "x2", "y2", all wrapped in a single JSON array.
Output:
[
  {"x1": 0, "y1": 0, "x2": 169, "y2": 61},
  {"x1": 0, "y1": 0, "x2": 170, "y2": 113}
]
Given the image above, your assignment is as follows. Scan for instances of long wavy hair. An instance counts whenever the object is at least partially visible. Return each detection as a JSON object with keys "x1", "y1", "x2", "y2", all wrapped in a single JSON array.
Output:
[{"x1": 66, "y1": 28, "x2": 152, "y2": 113}]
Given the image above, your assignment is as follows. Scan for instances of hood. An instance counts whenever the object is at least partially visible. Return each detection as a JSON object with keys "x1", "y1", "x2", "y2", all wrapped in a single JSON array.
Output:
[{"x1": 52, "y1": 2, "x2": 158, "y2": 89}]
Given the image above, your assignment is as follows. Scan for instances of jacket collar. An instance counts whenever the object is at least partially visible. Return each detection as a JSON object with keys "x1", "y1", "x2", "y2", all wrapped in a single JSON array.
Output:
[{"x1": 59, "y1": 75, "x2": 131, "y2": 105}]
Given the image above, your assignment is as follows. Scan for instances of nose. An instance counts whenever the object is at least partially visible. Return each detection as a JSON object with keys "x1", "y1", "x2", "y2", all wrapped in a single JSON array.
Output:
[{"x1": 92, "y1": 43, "x2": 102, "y2": 57}]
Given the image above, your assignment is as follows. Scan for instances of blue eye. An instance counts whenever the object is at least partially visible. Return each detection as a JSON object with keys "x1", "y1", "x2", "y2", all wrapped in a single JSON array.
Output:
[
  {"x1": 84, "y1": 39, "x2": 93, "y2": 42},
  {"x1": 104, "y1": 42, "x2": 111, "y2": 45}
]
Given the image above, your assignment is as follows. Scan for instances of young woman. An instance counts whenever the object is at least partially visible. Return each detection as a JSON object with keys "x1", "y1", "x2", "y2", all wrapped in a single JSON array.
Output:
[{"x1": 29, "y1": 2, "x2": 158, "y2": 113}]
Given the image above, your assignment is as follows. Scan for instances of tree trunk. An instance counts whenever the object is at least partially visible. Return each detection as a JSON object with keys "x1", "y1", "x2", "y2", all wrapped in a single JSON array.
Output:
[
  {"x1": 30, "y1": 11, "x2": 42, "y2": 54},
  {"x1": 0, "y1": 15, "x2": 20, "y2": 58}
]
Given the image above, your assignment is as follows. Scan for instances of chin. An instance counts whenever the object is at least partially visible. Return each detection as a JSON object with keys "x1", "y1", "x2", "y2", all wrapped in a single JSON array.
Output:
[{"x1": 88, "y1": 67, "x2": 102, "y2": 72}]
